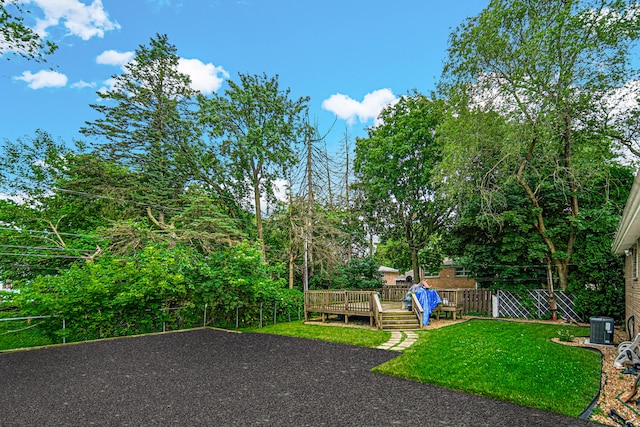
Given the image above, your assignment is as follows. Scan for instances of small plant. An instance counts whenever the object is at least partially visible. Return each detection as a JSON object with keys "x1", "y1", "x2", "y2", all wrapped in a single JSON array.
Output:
[{"x1": 557, "y1": 328, "x2": 575, "y2": 342}]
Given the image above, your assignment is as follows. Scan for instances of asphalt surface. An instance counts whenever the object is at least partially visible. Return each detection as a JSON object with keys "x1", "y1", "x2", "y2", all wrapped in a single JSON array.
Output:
[{"x1": 0, "y1": 328, "x2": 600, "y2": 426}]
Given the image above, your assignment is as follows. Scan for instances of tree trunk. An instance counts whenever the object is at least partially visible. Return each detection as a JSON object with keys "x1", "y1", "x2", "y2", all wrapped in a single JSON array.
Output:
[
  {"x1": 410, "y1": 247, "x2": 420, "y2": 281},
  {"x1": 546, "y1": 257, "x2": 557, "y2": 320},
  {"x1": 306, "y1": 135, "x2": 314, "y2": 277},
  {"x1": 253, "y1": 178, "x2": 266, "y2": 262}
]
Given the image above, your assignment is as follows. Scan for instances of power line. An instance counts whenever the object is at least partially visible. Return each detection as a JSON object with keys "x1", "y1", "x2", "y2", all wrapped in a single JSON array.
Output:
[
  {"x1": 52, "y1": 187, "x2": 182, "y2": 212},
  {"x1": 0, "y1": 244, "x2": 93, "y2": 253},
  {"x1": 0, "y1": 252, "x2": 85, "y2": 259},
  {"x1": 0, "y1": 226, "x2": 103, "y2": 239}
]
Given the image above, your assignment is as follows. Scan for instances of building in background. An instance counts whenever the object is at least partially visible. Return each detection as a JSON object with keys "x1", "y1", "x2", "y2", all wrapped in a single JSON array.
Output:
[
  {"x1": 612, "y1": 169, "x2": 640, "y2": 337},
  {"x1": 398, "y1": 259, "x2": 477, "y2": 290},
  {"x1": 378, "y1": 266, "x2": 400, "y2": 286}
]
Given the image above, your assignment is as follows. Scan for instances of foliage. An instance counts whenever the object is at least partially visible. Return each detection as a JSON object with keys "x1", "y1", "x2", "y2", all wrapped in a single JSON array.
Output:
[
  {"x1": 199, "y1": 72, "x2": 310, "y2": 261},
  {"x1": 557, "y1": 328, "x2": 575, "y2": 342},
  {"x1": 374, "y1": 320, "x2": 599, "y2": 417},
  {"x1": 310, "y1": 256, "x2": 383, "y2": 290},
  {"x1": 0, "y1": 0, "x2": 57, "y2": 62},
  {"x1": 354, "y1": 92, "x2": 450, "y2": 277},
  {"x1": 14, "y1": 242, "x2": 302, "y2": 341},
  {"x1": 80, "y1": 34, "x2": 210, "y2": 251},
  {"x1": 439, "y1": 0, "x2": 640, "y2": 290},
  {"x1": 567, "y1": 166, "x2": 633, "y2": 321},
  {"x1": 0, "y1": 132, "x2": 107, "y2": 281},
  {"x1": 17, "y1": 244, "x2": 195, "y2": 341},
  {"x1": 373, "y1": 238, "x2": 413, "y2": 273}
]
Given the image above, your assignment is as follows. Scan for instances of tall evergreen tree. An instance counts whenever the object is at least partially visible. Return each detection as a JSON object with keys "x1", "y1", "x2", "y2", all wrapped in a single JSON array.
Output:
[{"x1": 81, "y1": 34, "x2": 199, "y2": 228}]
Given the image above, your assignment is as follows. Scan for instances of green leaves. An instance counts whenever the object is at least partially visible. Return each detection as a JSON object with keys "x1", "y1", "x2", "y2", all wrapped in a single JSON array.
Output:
[
  {"x1": 198, "y1": 72, "x2": 310, "y2": 261},
  {"x1": 0, "y1": 1, "x2": 57, "y2": 62},
  {"x1": 354, "y1": 92, "x2": 449, "y2": 275}
]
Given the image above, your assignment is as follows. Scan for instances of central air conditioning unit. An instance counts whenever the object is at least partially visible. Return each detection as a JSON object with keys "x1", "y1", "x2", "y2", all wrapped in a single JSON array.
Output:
[{"x1": 590, "y1": 316, "x2": 614, "y2": 345}]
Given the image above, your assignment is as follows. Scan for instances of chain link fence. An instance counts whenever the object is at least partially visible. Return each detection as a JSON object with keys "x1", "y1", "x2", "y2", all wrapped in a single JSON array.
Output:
[{"x1": 1, "y1": 299, "x2": 305, "y2": 351}]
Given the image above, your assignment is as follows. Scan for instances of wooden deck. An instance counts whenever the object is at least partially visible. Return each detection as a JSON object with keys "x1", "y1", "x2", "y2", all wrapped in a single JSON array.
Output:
[{"x1": 304, "y1": 289, "x2": 465, "y2": 330}]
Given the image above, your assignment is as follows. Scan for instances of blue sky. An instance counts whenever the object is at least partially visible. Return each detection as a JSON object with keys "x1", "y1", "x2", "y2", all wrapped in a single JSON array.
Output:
[{"x1": 1, "y1": 0, "x2": 489, "y2": 152}]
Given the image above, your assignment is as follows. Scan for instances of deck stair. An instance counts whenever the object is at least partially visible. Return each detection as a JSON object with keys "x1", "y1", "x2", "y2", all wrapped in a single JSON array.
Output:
[{"x1": 380, "y1": 309, "x2": 420, "y2": 331}]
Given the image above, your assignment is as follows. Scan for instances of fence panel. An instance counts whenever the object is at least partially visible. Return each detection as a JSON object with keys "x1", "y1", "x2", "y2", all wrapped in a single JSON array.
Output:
[
  {"x1": 496, "y1": 290, "x2": 582, "y2": 322},
  {"x1": 461, "y1": 289, "x2": 493, "y2": 315}
]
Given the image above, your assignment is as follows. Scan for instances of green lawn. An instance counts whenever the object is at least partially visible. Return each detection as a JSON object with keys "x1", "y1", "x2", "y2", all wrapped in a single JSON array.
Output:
[
  {"x1": 251, "y1": 319, "x2": 600, "y2": 418},
  {"x1": 248, "y1": 320, "x2": 391, "y2": 348}
]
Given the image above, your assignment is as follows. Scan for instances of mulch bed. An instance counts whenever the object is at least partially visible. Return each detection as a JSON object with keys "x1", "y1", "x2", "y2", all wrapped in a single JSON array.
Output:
[
  {"x1": 0, "y1": 328, "x2": 599, "y2": 426},
  {"x1": 553, "y1": 327, "x2": 638, "y2": 426}
]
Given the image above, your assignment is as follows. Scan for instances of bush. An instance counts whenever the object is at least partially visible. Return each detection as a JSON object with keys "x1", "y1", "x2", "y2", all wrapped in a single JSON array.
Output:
[{"x1": 16, "y1": 242, "x2": 303, "y2": 341}]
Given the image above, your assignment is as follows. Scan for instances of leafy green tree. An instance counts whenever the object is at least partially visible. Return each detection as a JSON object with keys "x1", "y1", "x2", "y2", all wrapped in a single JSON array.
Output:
[
  {"x1": 0, "y1": 0, "x2": 57, "y2": 61},
  {"x1": 199, "y1": 73, "x2": 310, "y2": 262},
  {"x1": 374, "y1": 238, "x2": 413, "y2": 273},
  {"x1": 81, "y1": 34, "x2": 200, "y2": 234},
  {"x1": 354, "y1": 92, "x2": 450, "y2": 278},
  {"x1": 17, "y1": 242, "x2": 302, "y2": 338},
  {"x1": 310, "y1": 256, "x2": 383, "y2": 290},
  {"x1": 0, "y1": 131, "x2": 107, "y2": 281},
  {"x1": 567, "y1": 166, "x2": 634, "y2": 321},
  {"x1": 440, "y1": 0, "x2": 640, "y2": 291}
]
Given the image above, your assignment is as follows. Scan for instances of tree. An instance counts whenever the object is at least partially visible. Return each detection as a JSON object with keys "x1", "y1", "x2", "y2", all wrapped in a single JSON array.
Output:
[
  {"x1": 440, "y1": 0, "x2": 640, "y2": 294},
  {"x1": 81, "y1": 34, "x2": 200, "y2": 224},
  {"x1": 199, "y1": 73, "x2": 309, "y2": 262},
  {"x1": 0, "y1": 131, "x2": 107, "y2": 280},
  {"x1": 79, "y1": 34, "x2": 240, "y2": 252},
  {"x1": 0, "y1": 0, "x2": 56, "y2": 62},
  {"x1": 354, "y1": 92, "x2": 450, "y2": 278}
]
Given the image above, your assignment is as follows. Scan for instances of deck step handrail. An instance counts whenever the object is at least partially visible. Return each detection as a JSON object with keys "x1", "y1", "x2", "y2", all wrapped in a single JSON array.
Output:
[
  {"x1": 372, "y1": 293, "x2": 383, "y2": 330},
  {"x1": 411, "y1": 293, "x2": 424, "y2": 327}
]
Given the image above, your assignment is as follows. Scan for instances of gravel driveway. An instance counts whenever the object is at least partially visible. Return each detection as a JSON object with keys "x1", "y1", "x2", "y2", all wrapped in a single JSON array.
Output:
[{"x1": 0, "y1": 328, "x2": 600, "y2": 426}]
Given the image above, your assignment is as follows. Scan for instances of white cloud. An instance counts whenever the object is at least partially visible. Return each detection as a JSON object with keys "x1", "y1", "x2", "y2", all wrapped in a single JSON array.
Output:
[
  {"x1": 70, "y1": 80, "x2": 95, "y2": 89},
  {"x1": 30, "y1": 0, "x2": 120, "y2": 40},
  {"x1": 15, "y1": 69, "x2": 68, "y2": 89},
  {"x1": 95, "y1": 50, "x2": 229, "y2": 95},
  {"x1": 96, "y1": 49, "x2": 134, "y2": 68},
  {"x1": 97, "y1": 76, "x2": 117, "y2": 95},
  {"x1": 0, "y1": 193, "x2": 28, "y2": 205},
  {"x1": 321, "y1": 88, "x2": 398, "y2": 125},
  {"x1": 177, "y1": 58, "x2": 229, "y2": 94}
]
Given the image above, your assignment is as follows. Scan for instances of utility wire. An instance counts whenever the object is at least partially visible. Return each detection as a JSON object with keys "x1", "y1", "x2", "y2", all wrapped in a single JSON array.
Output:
[
  {"x1": 0, "y1": 244, "x2": 93, "y2": 253},
  {"x1": 53, "y1": 187, "x2": 182, "y2": 212},
  {"x1": 0, "y1": 226, "x2": 103, "y2": 239},
  {"x1": 0, "y1": 252, "x2": 85, "y2": 259}
]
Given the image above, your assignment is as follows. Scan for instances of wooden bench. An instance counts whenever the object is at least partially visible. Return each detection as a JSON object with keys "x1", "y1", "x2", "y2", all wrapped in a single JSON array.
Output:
[
  {"x1": 433, "y1": 303, "x2": 463, "y2": 321},
  {"x1": 433, "y1": 290, "x2": 463, "y2": 321}
]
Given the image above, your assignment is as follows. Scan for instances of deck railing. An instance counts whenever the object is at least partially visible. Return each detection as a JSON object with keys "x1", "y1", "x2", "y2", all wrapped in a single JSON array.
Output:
[
  {"x1": 304, "y1": 290, "x2": 377, "y2": 326},
  {"x1": 379, "y1": 286, "x2": 409, "y2": 302},
  {"x1": 372, "y1": 293, "x2": 383, "y2": 330},
  {"x1": 411, "y1": 293, "x2": 424, "y2": 326}
]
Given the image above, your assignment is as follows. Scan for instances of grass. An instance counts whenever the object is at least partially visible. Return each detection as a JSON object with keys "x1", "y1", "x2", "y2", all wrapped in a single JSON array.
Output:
[
  {"x1": 246, "y1": 320, "x2": 391, "y2": 348},
  {"x1": 373, "y1": 320, "x2": 600, "y2": 417},
  {"x1": 248, "y1": 319, "x2": 600, "y2": 418},
  {"x1": 0, "y1": 315, "x2": 55, "y2": 351}
]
